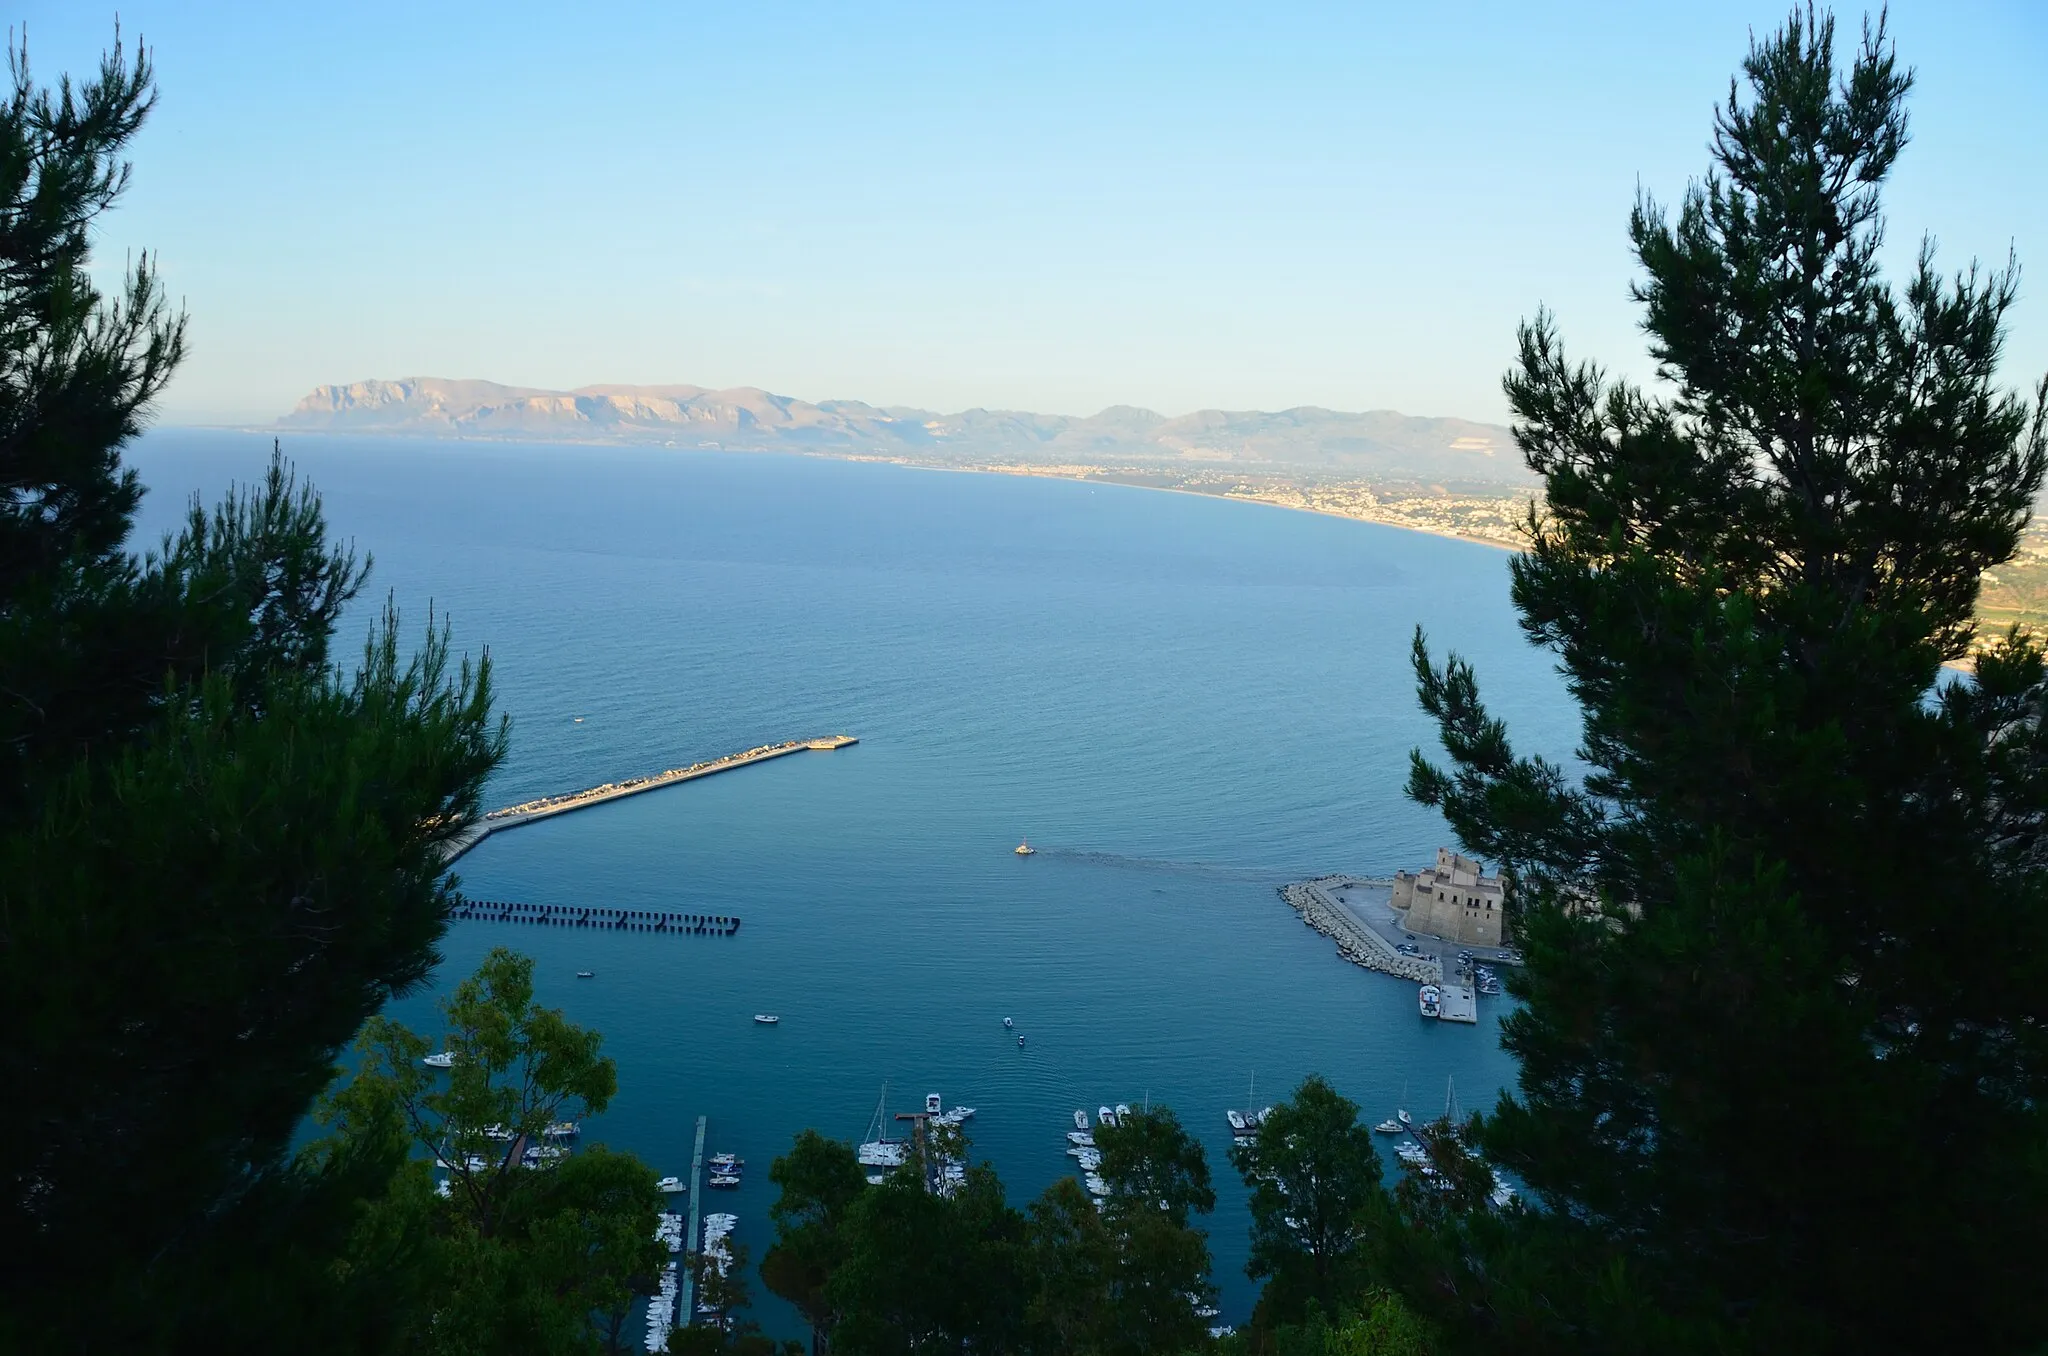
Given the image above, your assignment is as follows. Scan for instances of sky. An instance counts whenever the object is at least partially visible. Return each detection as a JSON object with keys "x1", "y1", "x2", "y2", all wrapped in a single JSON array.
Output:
[{"x1": 17, "y1": 0, "x2": 2048, "y2": 426}]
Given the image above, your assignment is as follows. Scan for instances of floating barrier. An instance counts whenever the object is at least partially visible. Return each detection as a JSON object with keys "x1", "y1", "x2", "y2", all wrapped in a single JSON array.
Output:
[{"x1": 450, "y1": 899, "x2": 741, "y2": 936}]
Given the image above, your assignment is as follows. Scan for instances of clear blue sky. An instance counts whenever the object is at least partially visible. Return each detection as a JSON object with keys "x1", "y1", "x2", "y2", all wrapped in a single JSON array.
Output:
[{"x1": 19, "y1": 1, "x2": 2048, "y2": 425}]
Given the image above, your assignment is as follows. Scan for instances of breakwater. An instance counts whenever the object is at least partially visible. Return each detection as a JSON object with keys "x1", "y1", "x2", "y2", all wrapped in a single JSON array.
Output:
[
  {"x1": 450, "y1": 899, "x2": 741, "y2": 934},
  {"x1": 442, "y1": 735, "x2": 858, "y2": 865},
  {"x1": 1279, "y1": 877, "x2": 1442, "y2": 983}
]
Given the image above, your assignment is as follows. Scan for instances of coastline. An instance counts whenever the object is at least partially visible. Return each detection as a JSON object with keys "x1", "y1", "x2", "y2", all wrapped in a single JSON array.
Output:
[{"x1": 198, "y1": 425, "x2": 1535, "y2": 557}]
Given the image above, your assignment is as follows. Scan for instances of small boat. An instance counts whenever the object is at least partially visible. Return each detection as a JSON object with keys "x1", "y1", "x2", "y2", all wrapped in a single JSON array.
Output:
[
  {"x1": 656, "y1": 1176, "x2": 684, "y2": 1193},
  {"x1": 1003, "y1": 1017, "x2": 1014, "y2": 1029},
  {"x1": 754, "y1": 1014, "x2": 780, "y2": 1025},
  {"x1": 1083, "y1": 1173, "x2": 1109, "y2": 1196},
  {"x1": 482, "y1": 1123, "x2": 513, "y2": 1141},
  {"x1": 1014, "y1": 841, "x2": 1035, "y2": 856},
  {"x1": 1018, "y1": 1034, "x2": 1026, "y2": 1046},
  {"x1": 573, "y1": 717, "x2": 585, "y2": 723},
  {"x1": 423, "y1": 1051, "x2": 456, "y2": 1069},
  {"x1": 1419, "y1": 984, "x2": 1442, "y2": 1019},
  {"x1": 544, "y1": 1120, "x2": 580, "y2": 1139},
  {"x1": 1073, "y1": 1109, "x2": 1089, "y2": 1130},
  {"x1": 1259, "y1": 1106, "x2": 1274, "y2": 1126},
  {"x1": 926, "y1": 1092, "x2": 943, "y2": 1116},
  {"x1": 708, "y1": 1174, "x2": 741, "y2": 1189},
  {"x1": 1098, "y1": 1105, "x2": 1115, "y2": 1127},
  {"x1": 1398, "y1": 1108, "x2": 1413, "y2": 1128},
  {"x1": 1067, "y1": 1130, "x2": 1094, "y2": 1146},
  {"x1": 1226, "y1": 1109, "x2": 1247, "y2": 1133},
  {"x1": 865, "y1": 1173, "x2": 886, "y2": 1186},
  {"x1": 575, "y1": 970, "x2": 594, "y2": 978},
  {"x1": 1115, "y1": 1102, "x2": 1131, "y2": 1120},
  {"x1": 1374, "y1": 1117, "x2": 1404, "y2": 1134},
  {"x1": 709, "y1": 1154, "x2": 742, "y2": 1170},
  {"x1": 434, "y1": 1179, "x2": 452, "y2": 1198}
]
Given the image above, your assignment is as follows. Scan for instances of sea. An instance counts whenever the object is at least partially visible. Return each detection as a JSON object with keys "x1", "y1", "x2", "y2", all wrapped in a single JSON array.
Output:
[{"x1": 128, "y1": 429, "x2": 1578, "y2": 1336}]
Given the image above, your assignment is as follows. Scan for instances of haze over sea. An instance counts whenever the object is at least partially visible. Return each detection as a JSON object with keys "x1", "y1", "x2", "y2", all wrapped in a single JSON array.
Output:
[{"x1": 131, "y1": 430, "x2": 1576, "y2": 1334}]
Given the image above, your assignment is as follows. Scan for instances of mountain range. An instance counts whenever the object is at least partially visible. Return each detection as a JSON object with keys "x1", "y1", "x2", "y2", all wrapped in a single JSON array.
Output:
[{"x1": 280, "y1": 378, "x2": 1531, "y2": 486}]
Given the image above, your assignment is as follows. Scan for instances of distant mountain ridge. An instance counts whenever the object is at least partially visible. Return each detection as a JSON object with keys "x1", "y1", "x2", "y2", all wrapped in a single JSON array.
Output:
[{"x1": 281, "y1": 378, "x2": 1533, "y2": 486}]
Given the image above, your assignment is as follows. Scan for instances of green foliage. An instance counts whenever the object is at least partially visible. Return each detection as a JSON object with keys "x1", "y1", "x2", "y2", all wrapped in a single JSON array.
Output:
[
  {"x1": 766, "y1": 1109, "x2": 1222, "y2": 1356},
  {"x1": 313, "y1": 947, "x2": 663, "y2": 1355},
  {"x1": 1398, "y1": 9, "x2": 2048, "y2": 1352},
  {"x1": 0, "y1": 30, "x2": 507, "y2": 1351},
  {"x1": 762, "y1": 1129, "x2": 868, "y2": 1352},
  {"x1": 1230, "y1": 1076, "x2": 1387, "y2": 1332}
]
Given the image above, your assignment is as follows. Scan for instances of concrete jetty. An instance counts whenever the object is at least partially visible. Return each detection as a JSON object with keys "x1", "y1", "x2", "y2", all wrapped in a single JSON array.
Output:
[{"x1": 441, "y1": 735, "x2": 857, "y2": 865}]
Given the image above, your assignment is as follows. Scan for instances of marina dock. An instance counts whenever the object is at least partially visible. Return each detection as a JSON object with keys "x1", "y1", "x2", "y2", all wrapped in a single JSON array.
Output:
[
  {"x1": 442, "y1": 735, "x2": 857, "y2": 865},
  {"x1": 679, "y1": 1115, "x2": 707, "y2": 1329}
]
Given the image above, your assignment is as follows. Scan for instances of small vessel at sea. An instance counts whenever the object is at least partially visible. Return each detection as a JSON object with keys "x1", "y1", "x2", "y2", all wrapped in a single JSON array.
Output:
[
  {"x1": 572, "y1": 717, "x2": 584, "y2": 724},
  {"x1": 1073, "y1": 1108, "x2": 1089, "y2": 1130},
  {"x1": 1115, "y1": 1102, "x2": 1131, "y2": 1120},
  {"x1": 1018, "y1": 1033, "x2": 1026, "y2": 1046},
  {"x1": 926, "y1": 1092, "x2": 943, "y2": 1116},
  {"x1": 754, "y1": 1014, "x2": 780, "y2": 1024},
  {"x1": 575, "y1": 970, "x2": 594, "y2": 978},
  {"x1": 423, "y1": 1051, "x2": 456, "y2": 1069},
  {"x1": 1374, "y1": 1117, "x2": 1404, "y2": 1134},
  {"x1": 1014, "y1": 841, "x2": 1036, "y2": 856},
  {"x1": 1226, "y1": 1109, "x2": 1247, "y2": 1133},
  {"x1": 545, "y1": 1121, "x2": 580, "y2": 1139},
  {"x1": 656, "y1": 1175, "x2": 684, "y2": 1193},
  {"x1": 1418, "y1": 984, "x2": 1442, "y2": 1019},
  {"x1": 1098, "y1": 1105, "x2": 1116, "y2": 1127},
  {"x1": 1067, "y1": 1130, "x2": 1094, "y2": 1146},
  {"x1": 1003, "y1": 1016, "x2": 1014, "y2": 1029}
]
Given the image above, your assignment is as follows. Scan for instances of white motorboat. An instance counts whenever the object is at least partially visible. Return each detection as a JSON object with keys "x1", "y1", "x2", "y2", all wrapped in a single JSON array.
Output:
[
  {"x1": 754, "y1": 1014, "x2": 780, "y2": 1025},
  {"x1": 422, "y1": 1051, "x2": 456, "y2": 1069},
  {"x1": 865, "y1": 1173, "x2": 886, "y2": 1185},
  {"x1": 1115, "y1": 1102, "x2": 1131, "y2": 1120},
  {"x1": 434, "y1": 1179, "x2": 452, "y2": 1198},
  {"x1": 1014, "y1": 841, "x2": 1036, "y2": 855},
  {"x1": 1259, "y1": 1105, "x2": 1274, "y2": 1125},
  {"x1": 1004, "y1": 1017, "x2": 1014, "y2": 1029},
  {"x1": 1073, "y1": 1108, "x2": 1089, "y2": 1130},
  {"x1": 1418, "y1": 984, "x2": 1442, "y2": 1018},
  {"x1": 708, "y1": 1174, "x2": 741, "y2": 1189},
  {"x1": 482, "y1": 1123, "x2": 513, "y2": 1141},
  {"x1": 1226, "y1": 1109, "x2": 1247, "y2": 1133},
  {"x1": 1083, "y1": 1173, "x2": 1109, "y2": 1196},
  {"x1": 926, "y1": 1092, "x2": 943, "y2": 1116},
  {"x1": 1067, "y1": 1130, "x2": 1094, "y2": 1146},
  {"x1": 656, "y1": 1175, "x2": 683, "y2": 1192},
  {"x1": 1374, "y1": 1117, "x2": 1404, "y2": 1134},
  {"x1": 545, "y1": 1120, "x2": 580, "y2": 1139},
  {"x1": 1098, "y1": 1105, "x2": 1116, "y2": 1127}
]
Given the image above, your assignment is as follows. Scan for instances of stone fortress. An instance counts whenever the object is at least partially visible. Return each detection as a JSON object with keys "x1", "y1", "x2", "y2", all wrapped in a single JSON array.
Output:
[{"x1": 1391, "y1": 848, "x2": 1504, "y2": 948}]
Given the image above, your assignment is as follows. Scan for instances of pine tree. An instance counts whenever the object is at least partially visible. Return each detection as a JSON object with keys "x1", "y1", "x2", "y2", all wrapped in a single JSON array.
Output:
[
  {"x1": 1396, "y1": 10, "x2": 2048, "y2": 1351},
  {"x1": 0, "y1": 34, "x2": 505, "y2": 1348}
]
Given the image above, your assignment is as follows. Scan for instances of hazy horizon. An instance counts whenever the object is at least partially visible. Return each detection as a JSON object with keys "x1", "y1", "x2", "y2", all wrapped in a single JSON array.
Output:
[{"x1": 25, "y1": 0, "x2": 2048, "y2": 429}]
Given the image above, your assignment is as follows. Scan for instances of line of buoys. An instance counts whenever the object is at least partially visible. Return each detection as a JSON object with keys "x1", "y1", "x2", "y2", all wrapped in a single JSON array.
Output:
[{"x1": 447, "y1": 899, "x2": 741, "y2": 935}]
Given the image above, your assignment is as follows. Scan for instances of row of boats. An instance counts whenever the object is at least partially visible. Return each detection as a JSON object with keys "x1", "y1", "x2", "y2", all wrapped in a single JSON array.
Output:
[
  {"x1": 857, "y1": 1089, "x2": 976, "y2": 1192},
  {"x1": 646, "y1": 1213, "x2": 684, "y2": 1352},
  {"x1": 1066, "y1": 1103, "x2": 1134, "y2": 1199}
]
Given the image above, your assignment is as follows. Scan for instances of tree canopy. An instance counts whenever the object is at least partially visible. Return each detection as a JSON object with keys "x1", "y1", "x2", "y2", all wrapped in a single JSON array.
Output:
[{"x1": 1399, "y1": 9, "x2": 2048, "y2": 1351}]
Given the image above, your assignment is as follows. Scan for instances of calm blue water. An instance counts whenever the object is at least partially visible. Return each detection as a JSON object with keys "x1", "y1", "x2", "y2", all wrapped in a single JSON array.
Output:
[{"x1": 129, "y1": 430, "x2": 1576, "y2": 1334}]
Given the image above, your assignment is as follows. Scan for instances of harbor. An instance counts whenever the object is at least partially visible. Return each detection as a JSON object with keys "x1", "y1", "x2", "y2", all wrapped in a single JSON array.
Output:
[
  {"x1": 1281, "y1": 875, "x2": 1514, "y2": 1024},
  {"x1": 442, "y1": 735, "x2": 859, "y2": 865}
]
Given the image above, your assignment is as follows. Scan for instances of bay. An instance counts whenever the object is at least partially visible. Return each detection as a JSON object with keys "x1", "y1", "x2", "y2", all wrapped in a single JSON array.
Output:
[{"x1": 129, "y1": 429, "x2": 1576, "y2": 1335}]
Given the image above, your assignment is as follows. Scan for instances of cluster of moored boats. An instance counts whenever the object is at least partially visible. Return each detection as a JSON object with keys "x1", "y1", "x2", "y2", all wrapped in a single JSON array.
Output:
[
  {"x1": 1065, "y1": 1103, "x2": 1133, "y2": 1200},
  {"x1": 696, "y1": 1212, "x2": 740, "y2": 1324},
  {"x1": 857, "y1": 1089, "x2": 975, "y2": 1193},
  {"x1": 707, "y1": 1151, "x2": 743, "y2": 1189}
]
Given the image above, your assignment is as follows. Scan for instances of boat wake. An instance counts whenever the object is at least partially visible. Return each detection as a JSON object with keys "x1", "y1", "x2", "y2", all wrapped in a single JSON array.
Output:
[{"x1": 1029, "y1": 848, "x2": 1298, "y2": 882}]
